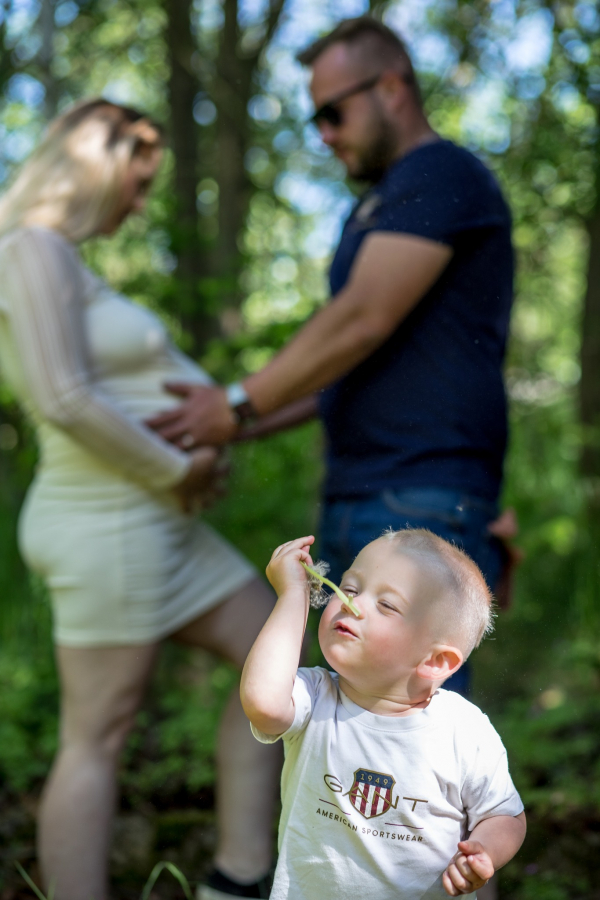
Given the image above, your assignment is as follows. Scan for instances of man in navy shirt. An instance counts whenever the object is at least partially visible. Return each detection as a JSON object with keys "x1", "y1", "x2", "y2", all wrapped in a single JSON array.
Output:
[{"x1": 149, "y1": 18, "x2": 514, "y2": 691}]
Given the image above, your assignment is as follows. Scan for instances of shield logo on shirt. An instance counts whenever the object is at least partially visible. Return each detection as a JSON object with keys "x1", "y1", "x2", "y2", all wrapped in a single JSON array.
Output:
[{"x1": 348, "y1": 768, "x2": 397, "y2": 820}]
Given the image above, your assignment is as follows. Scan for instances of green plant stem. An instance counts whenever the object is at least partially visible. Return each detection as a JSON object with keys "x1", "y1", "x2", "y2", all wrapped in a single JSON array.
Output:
[
  {"x1": 141, "y1": 860, "x2": 195, "y2": 900},
  {"x1": 301, "y1": 562, "x2": 360, "y2": 617},
  {"x1": 14, "y1": 862, "x2": 54, "y2": 900}
]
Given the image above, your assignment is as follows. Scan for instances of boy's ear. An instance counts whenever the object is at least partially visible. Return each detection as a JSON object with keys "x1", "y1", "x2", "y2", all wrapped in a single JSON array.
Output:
[{"x1": 416, "y1": 645, "x2": 463, "y2": 682}]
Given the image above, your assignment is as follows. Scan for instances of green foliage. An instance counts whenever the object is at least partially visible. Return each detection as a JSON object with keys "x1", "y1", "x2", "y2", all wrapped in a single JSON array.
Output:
[
  {"x1": 0, "y1": 627, "x2": 57, "y2": 793},
  {"x1": 495, "y1": 647, "x2": 600, "y2": 899},
  {"x1": 14, "y1": 858, "x2": 196, "y2": 900},
  {"x1": 121, "y1": 648, "x2": 237, "y2": 803},
  {"x1": 1, "y1": 0, "x2": 600, "y2": 893}
]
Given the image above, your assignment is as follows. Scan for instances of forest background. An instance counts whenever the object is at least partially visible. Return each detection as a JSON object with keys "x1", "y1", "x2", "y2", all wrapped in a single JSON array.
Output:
[{"x1": 0, "y1": 0, "x2": 599, "y2": 896}]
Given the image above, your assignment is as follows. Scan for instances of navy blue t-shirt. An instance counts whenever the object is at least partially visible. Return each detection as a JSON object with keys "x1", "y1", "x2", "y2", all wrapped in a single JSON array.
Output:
[{"x1": 318, "y1": 139, "x2": 514, "y2": 501}]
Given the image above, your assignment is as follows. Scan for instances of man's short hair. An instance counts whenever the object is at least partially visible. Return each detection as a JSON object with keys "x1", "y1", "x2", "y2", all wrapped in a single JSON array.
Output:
[
  {"x1": 297, "y1": 17, "x2": 420, "y2": 103},
  {"x1": 382, "y1": 528, "x2": 495, "y2": 657}
]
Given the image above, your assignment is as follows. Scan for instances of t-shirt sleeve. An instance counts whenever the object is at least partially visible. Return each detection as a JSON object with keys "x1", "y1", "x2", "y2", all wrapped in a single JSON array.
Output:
[
  {"x1": 0, "y1": 228, "x2": 191, "y2": 490},
  {"x1": 461, "y1": 714, "x2": 524, "y2": 831},
  {"x1": 372, "y1": 152, "x2": 508, "y2": 249},
  {"x1": 250, "y1": 667, "x2": 328, "y2": 745}
]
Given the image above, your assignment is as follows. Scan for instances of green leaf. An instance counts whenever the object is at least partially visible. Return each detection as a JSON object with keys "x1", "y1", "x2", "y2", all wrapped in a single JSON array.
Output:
[
  {"x1": 141, "y1": 860, "x2": 194, "y2": 900},
  {"x1": 14, "y1": 862, "x2": 54, "y2": 900}
]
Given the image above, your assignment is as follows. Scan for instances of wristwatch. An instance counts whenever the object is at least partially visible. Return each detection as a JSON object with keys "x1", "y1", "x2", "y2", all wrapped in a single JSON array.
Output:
[{"x1": 225, "y1": 382, "x2": 258, "y2": 425}]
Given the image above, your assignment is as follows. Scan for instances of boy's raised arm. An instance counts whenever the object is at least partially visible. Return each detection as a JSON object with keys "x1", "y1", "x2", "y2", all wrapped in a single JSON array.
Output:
[{"x1": 240, "y1": 536, "x2": 315, "y2": 736}]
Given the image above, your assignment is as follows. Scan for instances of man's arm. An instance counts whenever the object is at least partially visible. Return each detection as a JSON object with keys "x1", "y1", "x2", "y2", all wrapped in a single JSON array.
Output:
[
  {"x1": 235, "y1": 395, "x2": 318, "y2": 442},
  {"x1": 245, "y1": 233, "x2": 452, "y2": 411},
  {"x1": 241, "y1": 536, "x2": 314, "y2": 735},
  {"x1": 147, "y1": 232, "x2": 452, "y2": 446},
  {"x1": 443, "y1": 812, "x2": 526, "y2": 896}
]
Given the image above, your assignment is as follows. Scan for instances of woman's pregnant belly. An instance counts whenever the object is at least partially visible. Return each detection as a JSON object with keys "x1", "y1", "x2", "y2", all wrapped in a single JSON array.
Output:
[
  {"x1": 32, "y1": 347, "x2": 212, "y2": 487},
  {"x1": 97, "y1": 347, "x2": 213, "y2": 421}
]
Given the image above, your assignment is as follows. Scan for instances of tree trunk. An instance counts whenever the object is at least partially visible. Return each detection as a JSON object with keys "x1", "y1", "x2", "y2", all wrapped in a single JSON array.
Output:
[
  {"x1": 577, "y1": 108, "x2": 600, "y2": 631},
  {"x1": 163, "y1": 0, "x2": 218, "y2": 353},
  {"x1": 579, "y1": 119, "x2": 600, "y2": 512},
  {"x1": 38, "y1": 0, "x2": 58, "y2": 119},
  {"x1": 163, "y1": 0, "x2": 286, "y2": 348},
  {"x1": 210, "y1": 0, "x2": 286, "y2": 329},
  {"x1": 212, "y1": 0, "x2": 253, "y2": 328},
  {"x1": 0, "y1": 1, "x2": 16, "y2": 88}
]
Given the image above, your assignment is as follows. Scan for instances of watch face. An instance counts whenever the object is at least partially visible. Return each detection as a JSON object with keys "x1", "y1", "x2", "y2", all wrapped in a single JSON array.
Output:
[{"x1": 233, "y1": 400, "x2": 256, "y2": 423}]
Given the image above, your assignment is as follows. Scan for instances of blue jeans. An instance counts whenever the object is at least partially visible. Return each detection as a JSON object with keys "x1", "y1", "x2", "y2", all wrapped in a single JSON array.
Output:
[{"x1": 319, "y1": 487, "x2": 504, "y2": 696}]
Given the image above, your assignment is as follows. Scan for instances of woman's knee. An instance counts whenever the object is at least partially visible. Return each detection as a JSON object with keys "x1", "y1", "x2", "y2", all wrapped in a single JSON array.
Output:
[
  {"x1": 60, "y1": 689, "x2": 142, "y2": 759},
  {"x1": 56, "y1": 644, "x2": 157, "y2": 758}
]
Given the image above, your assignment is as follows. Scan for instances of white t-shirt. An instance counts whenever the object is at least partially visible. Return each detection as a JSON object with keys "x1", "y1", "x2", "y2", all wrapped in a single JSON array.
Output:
[{"x1": 253, "y1": 667, "x2": 523, "y2": 900}]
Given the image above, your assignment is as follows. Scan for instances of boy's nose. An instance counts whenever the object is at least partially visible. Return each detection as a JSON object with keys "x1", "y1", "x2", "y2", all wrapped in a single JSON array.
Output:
[{"x1": 341, "y1": 595, "x2": 364, "y2": 618}]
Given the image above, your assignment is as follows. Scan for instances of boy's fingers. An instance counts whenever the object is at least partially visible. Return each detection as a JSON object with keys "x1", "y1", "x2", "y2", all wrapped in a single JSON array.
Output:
[
  {"x1": 454, "y1": 855, "x2": 476, "y2": 882},
  {"x1": 273, "y1": 536, "x2": 315, "y2": 556},
  {"x1": 465, "y1": 853, "x2": 494, "y2": 881},
  {"x1": 457, "y1": 840, "x2": 484, "y2": 857},
  {"x1": 444, "y1": 863, "x2": 471, "y2": 894},
  {"x1": 442, "y1": 870, "x2": 460, "y2": 896},
  {"x1": 455, "y1": 841, "x2": 493, "y2": 881}
]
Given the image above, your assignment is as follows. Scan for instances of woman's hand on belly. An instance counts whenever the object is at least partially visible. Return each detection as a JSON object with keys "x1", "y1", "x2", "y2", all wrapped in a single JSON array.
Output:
[{"x1": 172, "y1": 447, "x2": 229, "y2": 513}]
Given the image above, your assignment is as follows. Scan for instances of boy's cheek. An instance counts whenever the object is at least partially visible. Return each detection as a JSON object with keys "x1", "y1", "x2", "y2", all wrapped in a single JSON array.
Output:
[
  {"x1": 317, "y1": 610, "x2": 331, "y2": 647},
  {"x1": 318, "y1": 599, "x2": 340, "y2": 630}
]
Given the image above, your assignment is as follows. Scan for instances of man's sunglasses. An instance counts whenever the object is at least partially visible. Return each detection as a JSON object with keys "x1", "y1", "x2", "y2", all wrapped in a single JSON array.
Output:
[{"x1": 310, "y1": 74, "x2": 382, "y2": 128}]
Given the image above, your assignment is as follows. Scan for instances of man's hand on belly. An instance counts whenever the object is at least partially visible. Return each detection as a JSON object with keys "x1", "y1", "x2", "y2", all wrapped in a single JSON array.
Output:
[{"x1": 145, "y1": 383, "x2": 236, "y2": 447}]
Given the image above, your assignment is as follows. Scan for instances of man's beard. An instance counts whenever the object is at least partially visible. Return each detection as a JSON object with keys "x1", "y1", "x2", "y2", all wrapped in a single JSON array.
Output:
[{"x1": 349, "y1": 114, "x2": 399, "y2": 184}]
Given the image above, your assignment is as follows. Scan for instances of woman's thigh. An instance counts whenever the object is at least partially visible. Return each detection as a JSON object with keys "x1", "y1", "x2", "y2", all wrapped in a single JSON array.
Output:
[{"x1": 171, "y1": 577, "x2": 275, "y2": 669}]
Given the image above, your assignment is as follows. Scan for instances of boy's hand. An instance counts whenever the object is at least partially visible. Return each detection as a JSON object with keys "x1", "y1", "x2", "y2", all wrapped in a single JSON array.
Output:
[
  {"x1": 266, "y1": 536, "x2": 315, "y2": 597},
  {"x1": 442, "y1": 841, "x2": 494, "y2": 896}
]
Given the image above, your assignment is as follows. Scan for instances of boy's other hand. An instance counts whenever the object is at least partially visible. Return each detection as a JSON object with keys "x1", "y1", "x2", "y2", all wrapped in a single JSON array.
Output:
[
  {"x1": 266, "y1": 536, "x2": 315, "y2": 597},
  {"x1": 442, "y1": 840, "x2": 494, "y2": 896}
]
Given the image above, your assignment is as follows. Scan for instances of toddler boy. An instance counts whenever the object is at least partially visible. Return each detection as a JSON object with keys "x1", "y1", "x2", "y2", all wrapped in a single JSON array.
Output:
[{"x1": 241, "y1": 530, "x2": 525, "y2": 899}]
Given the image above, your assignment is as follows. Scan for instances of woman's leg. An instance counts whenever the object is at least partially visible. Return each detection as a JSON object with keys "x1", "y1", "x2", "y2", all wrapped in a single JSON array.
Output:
[
  {"x1": 38, "y1": 643, "x2": 158, "y2": 900},
  {"x1": 173, "y1": 577, "x2": 280, "y2": 885}
]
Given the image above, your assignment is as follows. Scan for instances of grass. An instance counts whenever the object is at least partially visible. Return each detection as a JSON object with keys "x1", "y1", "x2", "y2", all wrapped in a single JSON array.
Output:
[{"x1": 15, "y1": 860, "x2": 196, "y2": 900}]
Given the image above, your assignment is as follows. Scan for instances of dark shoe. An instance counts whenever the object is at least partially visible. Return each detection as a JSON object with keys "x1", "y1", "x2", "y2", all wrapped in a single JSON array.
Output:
[{"x1": 196, "y1": 868, "x2": 271, "y2": 899}]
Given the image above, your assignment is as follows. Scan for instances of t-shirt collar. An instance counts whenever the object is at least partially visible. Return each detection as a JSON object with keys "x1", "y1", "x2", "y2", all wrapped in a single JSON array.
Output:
[{"x1": 337, "y1": 680, "x2": 442, "y2": 733}]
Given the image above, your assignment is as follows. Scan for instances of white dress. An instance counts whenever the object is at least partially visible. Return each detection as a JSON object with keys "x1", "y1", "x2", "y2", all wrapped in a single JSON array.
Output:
[{"x1": 0, "y1": 226, "x2": 255, "y2": 646}]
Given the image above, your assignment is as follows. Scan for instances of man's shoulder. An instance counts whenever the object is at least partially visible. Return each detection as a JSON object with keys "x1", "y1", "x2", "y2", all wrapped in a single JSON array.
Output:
[
  {"x1": 386, "y1": 140, "x2": 501, "y2": 197},
  {"x1": 404, "y1": 139, "x2": 492, "y2": 174},
  {"x1": 373, "y1": 139, "x2": 509, "y2": 237}
]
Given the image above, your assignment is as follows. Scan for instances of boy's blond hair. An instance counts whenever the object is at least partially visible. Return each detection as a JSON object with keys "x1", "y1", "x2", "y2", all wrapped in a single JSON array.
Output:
[{"x1": 382, "y1": 528, "x2": 494, "y2": 656}]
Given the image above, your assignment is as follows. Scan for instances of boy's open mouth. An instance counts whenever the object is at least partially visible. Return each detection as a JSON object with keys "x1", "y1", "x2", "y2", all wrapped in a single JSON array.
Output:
[{"x1": 334, "y1": 621, "x2": 357, "y2": 637}]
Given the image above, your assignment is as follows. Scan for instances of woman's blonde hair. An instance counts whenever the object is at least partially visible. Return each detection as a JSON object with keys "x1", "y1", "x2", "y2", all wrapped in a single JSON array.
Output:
[{"x1": 0, "y1": 99, "x2": 163, "y2": 242}]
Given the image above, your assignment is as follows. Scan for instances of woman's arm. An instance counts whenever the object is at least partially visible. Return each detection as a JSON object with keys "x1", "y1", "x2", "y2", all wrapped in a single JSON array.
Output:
[
  {"x1": 241, "y1": 536, "x2": 314, "y2": 735},
  {"x1": 1, "y1": 227, "x2": 192, "y2": 490}
]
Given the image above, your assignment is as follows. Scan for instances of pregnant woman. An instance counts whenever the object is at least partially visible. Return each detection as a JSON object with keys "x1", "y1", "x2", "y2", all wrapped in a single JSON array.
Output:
[{"x1": 0, "y1": 100, "x2": 277, "y2": 900}]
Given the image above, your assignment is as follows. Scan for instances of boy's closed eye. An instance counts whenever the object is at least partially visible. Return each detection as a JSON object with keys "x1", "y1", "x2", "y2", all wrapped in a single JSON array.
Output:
[
  {"x1": 378, "y1": 599, "x2": 401, "y2": 613},
  {"x1": 340, "y1": 581, "x2": 359, "y2": 596}
]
